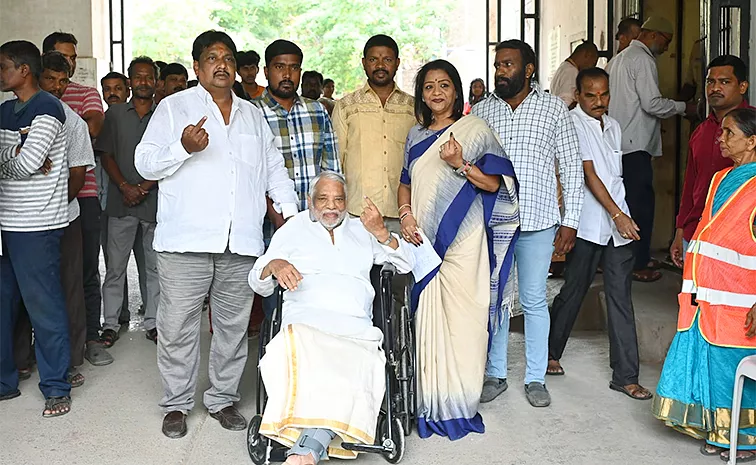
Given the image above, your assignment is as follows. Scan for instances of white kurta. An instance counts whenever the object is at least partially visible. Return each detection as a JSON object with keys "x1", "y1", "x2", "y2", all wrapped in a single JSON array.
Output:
[
  {"x1": 248, "y1": 210, "x2": 414, "y2": 339},
  {"x1": 247, "y1": 211, "x2": 415, "y2": 458}
]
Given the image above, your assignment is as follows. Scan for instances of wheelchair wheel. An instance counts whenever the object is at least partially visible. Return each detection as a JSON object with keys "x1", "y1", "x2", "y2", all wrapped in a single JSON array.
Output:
[
  {"x1": 247, "y1": 414, "x2": 268, "y2": 465},
  {"x1": 377, "y1": 416, "x2": 405, "y2": 464}
]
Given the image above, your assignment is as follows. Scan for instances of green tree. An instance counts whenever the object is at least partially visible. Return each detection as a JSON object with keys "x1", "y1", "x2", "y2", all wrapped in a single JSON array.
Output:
[{"x1": 212, "y1": 0, "x2": 455, "y2": 93}]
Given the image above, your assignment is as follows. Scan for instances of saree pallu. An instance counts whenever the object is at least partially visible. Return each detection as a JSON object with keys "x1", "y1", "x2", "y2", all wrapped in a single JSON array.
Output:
[
  {"x1": 408, "y1": 116, "x2": 519, "y2": 440},
  {"x1": 652, "y1": 166, "x2": 756, "y2": 449},
  {"x1": 259, "y1": 324, "x2": 386, "y2": 459}
]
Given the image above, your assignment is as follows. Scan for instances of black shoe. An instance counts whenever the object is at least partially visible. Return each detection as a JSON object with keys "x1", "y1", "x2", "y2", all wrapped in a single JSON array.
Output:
[
  {"x1": 162, "y1": 411, "x2": 187, "y2": 439},
  {"x1": 145, "y1": 328, "x2": 158, "y2": 344},
  {"x1": 209, "y1": 405, "x2": 247, "y2": 431}
]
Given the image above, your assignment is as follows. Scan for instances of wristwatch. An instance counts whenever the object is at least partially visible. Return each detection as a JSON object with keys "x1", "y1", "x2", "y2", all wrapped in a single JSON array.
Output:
[{"x1": 379, "y1": 232, "x2": 393, "y2": 246}]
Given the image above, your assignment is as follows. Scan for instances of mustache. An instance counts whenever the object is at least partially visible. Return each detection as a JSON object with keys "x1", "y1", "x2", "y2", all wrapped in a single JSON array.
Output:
[
  {"x1": 496, "y1": 77, "x2": 511, "y2": 85},
  {"x1": 708, "y1": 92, "x2": 724, "y2": 98},
  {"x1": 172, "y1": 86, "x2": 184, "y2": 92},
  {"x1": 373, "y1": 69, "x2": 387, "y2": 75},
  {"x1": 278, "y1": 80, "x2": 294, "y2": 87},
  {"x1": 106, "y1": 95, "x2": 120, "y2": 101},
  {"x1": 214, "y1": 70, "x2": 230, "y2": 77},
  {"x1": 591, "y1": 106, "x2": 606, "y2": 111},
  {"x1": 134, "y1": 85, "x2": 153, "y2": 92}
]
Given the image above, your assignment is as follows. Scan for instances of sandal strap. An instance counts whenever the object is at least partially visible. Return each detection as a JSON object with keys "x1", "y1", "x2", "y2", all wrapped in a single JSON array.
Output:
[{"x1": 45, "y1": 396, "x2": 71, "y2": 408}]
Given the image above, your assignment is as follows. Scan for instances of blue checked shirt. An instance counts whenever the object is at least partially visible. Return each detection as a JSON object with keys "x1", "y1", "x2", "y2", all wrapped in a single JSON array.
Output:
[
  {"x1": 473, "y1": 82, "x2": 583, "y2": 232},
  {"x1": 252, "y1": 90, "x2": 341, "y2": 210}
]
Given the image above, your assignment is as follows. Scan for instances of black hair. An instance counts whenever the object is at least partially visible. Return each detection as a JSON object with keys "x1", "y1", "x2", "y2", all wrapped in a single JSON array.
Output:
[
  {"x1": 575, "y1": 67, "x2": 610, "y2": 92},
  {"x1": 41, "y1": 51, "x2": 71, "y2": 75},
  {"x1": 572, "y1": 41, "x2": 598, "y2": 56},
  {"x1": 155, "y1": 60, "x2": 167, "y2": 71},
  {"x1": 0, "y1": 40, "x2": 42, "y2": 79},
  {"x1": 302, "y1": 70, "x2": 324, "y2": 85},
  {"x1": 187, "y1": 79, "x2": 199, "y2": 88},
  {"x1": 323, "y1": 78, "x2": 334, "y2": 87},
  {"x1": 495, "y1": 39, "x2": 537, "y2": 80},
  {"x1": 707, "y1": 55, "x2": 749, "y2": 83},
  {"x1": 192, "y1": 30, "x2": 237, "y2": 62},
  {"x1": 264, "y1": 40, "x2": 303, "y2": 67},
  {"x1": 237, "y1": 50, "x2": 261, "y2": 67},
  {"x1": 42, "y1": 32, "x2": 77, "y2": 53},
  {"x1": 617, "y1": 18, "x2": 642, "y2": 36},
  {"x1": 101, "y1": 71, "x2": 128, "y2": 88},
  {"x1": 724, "y1": 107, "x2": 756, "y2": 138},
  {"x1": 160, "y1": 62, "x2": 188, "y2": 81},
  {"x1": 414, "y1": 60, "x2": 464, "y2": 128},
  {"x1": 468, "y1": 78, "x2": 486, "y2": 104},
  {"x1": 127, "y1": 56, "x2": 159, "y2": 79},
  {"x1": 363, "y1": 34, "x2": 399, "y2": 59}
]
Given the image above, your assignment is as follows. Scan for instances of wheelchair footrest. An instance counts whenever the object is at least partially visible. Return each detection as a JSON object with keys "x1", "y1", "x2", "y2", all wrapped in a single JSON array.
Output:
[{"x1": 341, "y1": 442, "x2": 392, "y2": 454}]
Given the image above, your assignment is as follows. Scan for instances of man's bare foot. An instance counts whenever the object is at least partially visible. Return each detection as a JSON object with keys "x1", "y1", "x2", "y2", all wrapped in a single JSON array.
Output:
[
  {"x1": 699, "y1": 443, "x2": 724, "y2": 455},
  {"x1": 546, "y1": 360, "x2": 565, "y2": 376}
]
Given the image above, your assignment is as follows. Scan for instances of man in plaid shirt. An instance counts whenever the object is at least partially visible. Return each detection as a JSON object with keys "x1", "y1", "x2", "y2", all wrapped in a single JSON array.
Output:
[
  {"x1": 473, "y1": 39, "x2": 583, "y2": 409},
  {"x1": 251, "y1": 39, "x2": 340, "y2": 326}
]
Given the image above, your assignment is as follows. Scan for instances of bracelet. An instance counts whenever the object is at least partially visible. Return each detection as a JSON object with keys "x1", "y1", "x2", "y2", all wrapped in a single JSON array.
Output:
[
  {"x1": 379, "y1": 232, "x2": 393, "y2": 246},
  {"x1": 400, "y1": 212, "x2": 413, "y2": 223},
  {"x1": 611, "y1": 212, "x2": 622, "y2": 221},
  {"x1": 118, "y1": 181, "x2": 128, "y2": 189},
  {"x1": 398, "y1": 203, "x2": 412, "y2": 213},
  {"x1": 455, "y1": 160, "x2": 472, "y2": 178}
]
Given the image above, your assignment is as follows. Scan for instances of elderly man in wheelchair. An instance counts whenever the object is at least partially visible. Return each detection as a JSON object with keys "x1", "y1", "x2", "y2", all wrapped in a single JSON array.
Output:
[{"x1": 247, "y1": 172, "x2": 414, "y2": 465}]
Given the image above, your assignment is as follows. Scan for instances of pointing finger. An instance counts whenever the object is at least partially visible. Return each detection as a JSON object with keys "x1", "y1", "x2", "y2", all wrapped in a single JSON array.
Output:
[
  {"x1": 193, "y1": 116, "x2": 208, "y2": 133},
  {"x1": 363, "y1": 196, "x2": 377, "y2": 209}
]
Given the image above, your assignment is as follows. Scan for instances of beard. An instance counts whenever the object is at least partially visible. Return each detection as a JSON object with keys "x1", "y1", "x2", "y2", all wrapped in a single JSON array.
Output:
[
  {"x1": 367, "y1": 69, "x2": 392, "y2": 87},
  {"x1": 310, "y1": 208, "x2": 347, "y2": 230},
  {"x1": 270, "y1": 80, "x2": 297, "y2": 99},
  {"x1": 494, "y1": 68, "x2": 527, "y2": 100},
  {"x1": 133, "y1": 86, "x2": 154, "y2": 99}
]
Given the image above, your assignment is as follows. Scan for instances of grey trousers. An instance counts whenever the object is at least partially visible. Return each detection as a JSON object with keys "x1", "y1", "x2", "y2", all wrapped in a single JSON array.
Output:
[
  {"x1": 548, "y1": 238, "x2": 640, "y2": 385},
  {"x1": 156, "y1": 250, "x2": 256, "y2": 413},
  {"x1": 101, "y1": 216, "x2": 159, "y2": 331},
  {"x1": 101, "y1": 212, "x2": 147, "y2": 321}
]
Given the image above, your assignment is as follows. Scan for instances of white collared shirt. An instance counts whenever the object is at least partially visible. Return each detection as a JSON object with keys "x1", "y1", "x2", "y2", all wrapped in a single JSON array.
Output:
[
  {"x1": 248, "y1": 211, "x2": 414, "y2": 338},
  {"x1": 135, "y1": 84, "x2": 299, "y2": 256},
  {"x1": 550, "y1": 60, "x2": 579, "y2": 107},
  {"x1": 570, "y1": 106, "x2": 631, "y2": 247}
]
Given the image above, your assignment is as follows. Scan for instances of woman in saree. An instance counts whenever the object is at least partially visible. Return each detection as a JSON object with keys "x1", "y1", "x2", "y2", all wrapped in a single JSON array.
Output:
[
  {"x1": 652, "y1": 107, "x2": 756, "y2": 462},
  {"x1": 397, "y1": 60, "x2": 519, "y2": 440}
]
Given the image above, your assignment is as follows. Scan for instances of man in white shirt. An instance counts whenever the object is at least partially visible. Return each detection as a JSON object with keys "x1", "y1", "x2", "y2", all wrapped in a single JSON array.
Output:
[
  {"x1": 248, "y1": 172, "x2": 414, "y2": 464},
  {"x1": 547, "y1": 67, "x2": 651, "y2": 401},
  {"x1": 135, "y1": 30, "x2": 299, "y2": 439},
  {"x1": 549, "y1": 41, "x2": 598, "y2": 108},
  {"x1": 606, "y1": 17, "x2": 695, "y2": 282}
]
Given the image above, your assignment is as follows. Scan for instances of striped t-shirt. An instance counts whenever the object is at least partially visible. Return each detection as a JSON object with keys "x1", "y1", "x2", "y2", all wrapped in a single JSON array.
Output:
[
  {"x1": 62, "y1": 81, "x2": 103, "y2": 199},
  {"x1": 0, "y1": 91, "x2": 70, "y2": 232}
]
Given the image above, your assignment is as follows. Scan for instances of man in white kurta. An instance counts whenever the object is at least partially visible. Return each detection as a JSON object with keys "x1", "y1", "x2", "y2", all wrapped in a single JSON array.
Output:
[{"x1": 248, "y1": 172, "x2": 414, "y2": 464}]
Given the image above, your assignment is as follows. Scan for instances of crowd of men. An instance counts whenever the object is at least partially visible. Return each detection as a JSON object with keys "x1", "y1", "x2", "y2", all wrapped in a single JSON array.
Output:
[{"x1": 0, "y1": 14, "x2": 749, "y2": 450}]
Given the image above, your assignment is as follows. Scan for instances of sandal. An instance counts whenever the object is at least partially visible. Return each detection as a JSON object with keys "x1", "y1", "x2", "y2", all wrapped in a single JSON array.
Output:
[
  {"x1": 700, "y1": 443, "x2": 724, "y2": 456},
  {"x1": 546, "y1": 360, "x2": 565, "y2": 376},
  {"x1": 720, "y1": 450, "x2": 756, "y2": 462},
  {"x1": 43, "y1": 396, "x2": 71, "y2": 418},
  {"x1": 609, "y1": 382, "x2": 653, "y2": 400},
  {"x1": 0, "y1": 389, "x2": 21, "y2": 401},
  {"x1": 99, "y1": 329, "x2": 119, "y2": 348},
  {"x1": 68, "y1": 370, "x2": 85, "y2": 388},
  {"x1": 632, "y1": 269, "x2": 662, "y2": 283},
  {"x1": 647, "y1": 258, "x2": 662, "y2": 270}
]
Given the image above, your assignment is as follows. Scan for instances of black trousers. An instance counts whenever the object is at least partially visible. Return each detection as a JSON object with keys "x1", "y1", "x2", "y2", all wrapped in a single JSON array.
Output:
[
  {"x1": 548, "y1": 238, "x2": 640, "y2": 386},
  {"x1": 79, "y1": 197, "x2": 103, "y2": 342},
  {"x1": 622, "y1": 151, "x2": 655, "y2": 271}
]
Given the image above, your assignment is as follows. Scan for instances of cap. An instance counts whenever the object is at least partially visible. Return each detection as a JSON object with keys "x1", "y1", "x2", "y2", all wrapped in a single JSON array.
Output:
[{"x1": 641, "y1": 17, "x2": 674, "y2": 35}]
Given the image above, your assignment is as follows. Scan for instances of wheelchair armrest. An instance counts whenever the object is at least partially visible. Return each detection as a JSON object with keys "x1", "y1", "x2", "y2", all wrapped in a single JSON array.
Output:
[{"x1": 380, "y1": 263, "x2": 396, "y2": 278}]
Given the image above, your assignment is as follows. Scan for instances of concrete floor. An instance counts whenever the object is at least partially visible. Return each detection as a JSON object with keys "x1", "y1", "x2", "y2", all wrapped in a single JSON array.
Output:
[{"x1": 0, "y1": 260, "x2": 714, "y2": 465}]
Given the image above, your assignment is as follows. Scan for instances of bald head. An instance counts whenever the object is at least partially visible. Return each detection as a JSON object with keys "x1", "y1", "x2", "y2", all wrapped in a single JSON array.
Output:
[{"x1": 571, "y1": 41, "x2": 599, "y2": 70}]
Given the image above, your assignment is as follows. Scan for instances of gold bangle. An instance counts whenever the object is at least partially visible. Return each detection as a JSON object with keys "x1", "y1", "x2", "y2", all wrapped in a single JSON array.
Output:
[{"x1": 611, "y1": 212, "x2": 622, "y2": 220}]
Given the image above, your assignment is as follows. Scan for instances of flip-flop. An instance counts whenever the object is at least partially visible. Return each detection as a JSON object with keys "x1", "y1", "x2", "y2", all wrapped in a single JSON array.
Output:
[
  {"x1": 546, "y1": 363, "x2": 565, "y2": 376},
  {"x1": 720, "y1": 450, "x2": 756, "y2": 463},
  {"x1": 609, "y1": 382, "x2": 653, "y2": 400},
  {"x1": 68, "y1": 371, "x2": 85, "y2": 388},
  {"x1": 700, "y1": 443, "x2": 723, "y2": 456},
  {"x1": 632, "y1": 269, "x2": 662, "y2": 283}
]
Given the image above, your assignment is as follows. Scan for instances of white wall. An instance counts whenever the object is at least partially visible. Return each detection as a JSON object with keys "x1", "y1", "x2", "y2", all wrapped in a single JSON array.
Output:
[{"x1": 538, "y1": 0, "x2": 589, "y2": 90}]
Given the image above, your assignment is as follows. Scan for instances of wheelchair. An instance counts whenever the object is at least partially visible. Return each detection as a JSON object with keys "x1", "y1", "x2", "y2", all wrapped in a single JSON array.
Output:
[{"x1": 247, "y1": 264, "x2": 416, "y2": 464}]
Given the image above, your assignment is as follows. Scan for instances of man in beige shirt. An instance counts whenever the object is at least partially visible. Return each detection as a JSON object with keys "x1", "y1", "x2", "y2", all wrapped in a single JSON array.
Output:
[{"x1": 332, "y1": 34, "x2": 416, "y2": 225}]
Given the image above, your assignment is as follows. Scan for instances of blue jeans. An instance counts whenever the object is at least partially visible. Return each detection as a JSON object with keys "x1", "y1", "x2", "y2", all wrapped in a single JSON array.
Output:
[
  {"x1": 486, "y1": 225, "x2": 557, "y2": 385},
  {"x1": 1, "y1": 229, "x2": 71, "y2": 398}
]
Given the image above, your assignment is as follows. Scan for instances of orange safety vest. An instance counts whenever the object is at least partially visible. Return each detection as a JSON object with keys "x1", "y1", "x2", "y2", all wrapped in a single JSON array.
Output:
[{"x1": 677, "y1": 167, "x2": 756, "y2": 348}]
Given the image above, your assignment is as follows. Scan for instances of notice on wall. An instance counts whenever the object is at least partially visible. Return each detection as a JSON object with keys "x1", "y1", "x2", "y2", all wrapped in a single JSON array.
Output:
[
  {"x1": 548, "y1": 26, "x2": 561, "y2": 83},
  {"x1": 74, "y1": 57, "x2": 100, "y2": 89}
]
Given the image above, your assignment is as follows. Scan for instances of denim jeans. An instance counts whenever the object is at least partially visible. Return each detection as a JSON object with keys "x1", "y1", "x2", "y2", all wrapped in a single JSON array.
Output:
[
  {"x1": 486, "y1": 225, "x2": 557, "y2": 385},
  {"x1": 0, "y1": 229, "x2": 71, "y2": 398}
]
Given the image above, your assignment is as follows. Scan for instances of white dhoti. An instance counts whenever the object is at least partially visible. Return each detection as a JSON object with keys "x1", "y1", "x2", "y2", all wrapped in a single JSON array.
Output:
[{"x1": 259, "y1": 323, "x2": 386, "y2": 459}]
